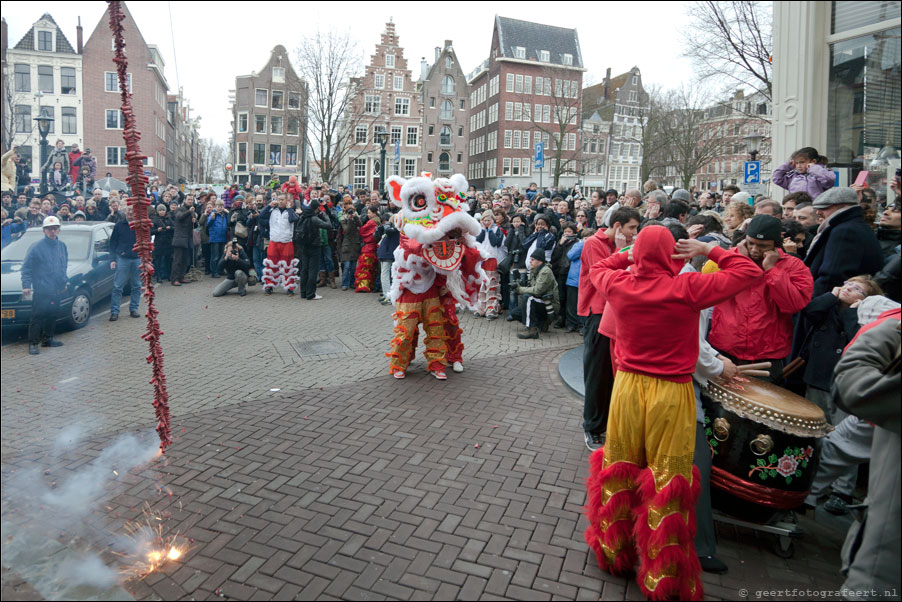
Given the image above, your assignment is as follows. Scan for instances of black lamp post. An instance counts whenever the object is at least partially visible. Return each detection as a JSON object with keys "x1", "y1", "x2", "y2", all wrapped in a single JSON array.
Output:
[
  {"x1": 745, "y1": 132, "x2": 763, "y2": 162},
  {"x1": 34, "y1": 113, "x2": 54, "y2": 195},
  {"x1": 377, "y1": 130, "x2": 388, "y2": 199}
]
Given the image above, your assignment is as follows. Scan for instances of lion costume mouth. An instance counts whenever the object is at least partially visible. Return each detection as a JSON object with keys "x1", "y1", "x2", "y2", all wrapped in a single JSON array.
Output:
[{"x1": 422, "y1": 238, "x2": 465, "y2": 271}]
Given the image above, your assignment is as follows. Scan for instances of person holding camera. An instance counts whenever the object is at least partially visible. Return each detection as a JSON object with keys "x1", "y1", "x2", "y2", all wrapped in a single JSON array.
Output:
[
  {"x1": 338, "y1": 196, "x2": 362, "y2": 290},
  {"x1": 212, "y1": 240, "x2": 252, "y2": 297},
  {"x1": 295, "y1": 198, "x2": 332, "y2": 300},
  {"x1": 510, "y1": 248, "x2": 560, "y2": 339}
]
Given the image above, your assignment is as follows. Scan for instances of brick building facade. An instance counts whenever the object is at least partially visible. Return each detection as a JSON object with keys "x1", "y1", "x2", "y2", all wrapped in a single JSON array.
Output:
[
  {"x1": 230, "y1": 45, "x2": 307, "y2": 187},
  {"x1": 343, "y1": 21, "x2": 422, "y2": 191},
  {"x1": 82, "y1": 2, "x2": 168, "y2": 184},
  {"x1": 419, "y1": 40, "x2": 470, "y2": 179},
  {"x1": 467, "y1": 16, "x2": 584, "y2": 191}
]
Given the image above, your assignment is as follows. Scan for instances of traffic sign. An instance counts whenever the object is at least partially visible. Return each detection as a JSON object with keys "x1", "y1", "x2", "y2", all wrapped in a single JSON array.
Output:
[
  {"x1": 744, "y1": 161, "x2": 761, "y2": 185},
  {"x1": 534, "y1": 142, "x2": 545, "y2": 169}
]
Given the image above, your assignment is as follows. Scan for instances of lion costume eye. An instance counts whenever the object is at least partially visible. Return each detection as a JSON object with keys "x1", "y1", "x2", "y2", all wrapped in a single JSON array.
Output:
[{"x1": 411, "y1": 194, "x2": 428, "y2": 211}]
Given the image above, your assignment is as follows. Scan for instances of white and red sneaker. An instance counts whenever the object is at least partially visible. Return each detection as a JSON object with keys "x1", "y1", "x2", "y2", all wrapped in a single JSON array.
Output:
[
  {"x1": 431, "y1": 370, "x2": 447, "y2": 380},
  {"x1": 393, "y1": 371, "x2": 406, "y2": 379}
]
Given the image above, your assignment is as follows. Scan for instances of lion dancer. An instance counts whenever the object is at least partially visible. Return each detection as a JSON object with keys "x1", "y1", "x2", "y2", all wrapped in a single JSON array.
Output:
[
  {"x1": 259, "y1": 193, "x2": 300, "y2": 295},
  {"x1": 385, "y1": 173, "x2": 485, "y2": 380},
  {"x1": 584, "y1": 228, "x2": 760, "y2": 600}
]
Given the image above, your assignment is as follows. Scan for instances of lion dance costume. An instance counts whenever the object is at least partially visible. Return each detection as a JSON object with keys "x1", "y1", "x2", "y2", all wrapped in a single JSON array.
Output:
[{"x1": 385, "y1": 173, "x2": 485, "y2": 380}]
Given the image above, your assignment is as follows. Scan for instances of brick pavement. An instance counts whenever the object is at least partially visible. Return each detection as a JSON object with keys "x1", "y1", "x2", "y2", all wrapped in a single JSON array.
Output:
[{"x1": 1, "y1": 280, "x2": 851, "y2": 600}]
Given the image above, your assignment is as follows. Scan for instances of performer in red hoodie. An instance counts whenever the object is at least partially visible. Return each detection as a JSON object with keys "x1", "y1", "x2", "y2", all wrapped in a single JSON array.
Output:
[{"x1": 584, "y1": 226, "x2": 761, "y2": 601}]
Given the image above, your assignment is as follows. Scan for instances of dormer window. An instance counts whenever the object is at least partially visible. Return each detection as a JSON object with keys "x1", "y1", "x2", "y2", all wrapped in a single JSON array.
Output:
[
  {"x1": 272, "y1": 67, "x2": 286, "y2": 83},
  {"x1": 386, "y1": 54, "x2": 395, "y2": 68},
  {"x1": 37, "y1": 30, "x2": 53, "y2": 52},
  {"x1": 514, "y1": 46, "x2": 526, "y2": 59},
  {"x1": 562, "y1": 53, "x2": 573, "y2": 66},
  {"x1": 539, "y1": 50, "x2": 550, "y2": 62},
  {"x1": 632, "y1": 75, "x2": 638, "y2": 85}
]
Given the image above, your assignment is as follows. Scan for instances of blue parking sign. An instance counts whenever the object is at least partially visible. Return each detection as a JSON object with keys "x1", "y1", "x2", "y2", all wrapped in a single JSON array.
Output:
[
  {"x1": 744, "y1": 161, "x2": 760, "y2": 185},
  {"x1": 535, "y1": 142, "x2": 545, "y2": 169}
]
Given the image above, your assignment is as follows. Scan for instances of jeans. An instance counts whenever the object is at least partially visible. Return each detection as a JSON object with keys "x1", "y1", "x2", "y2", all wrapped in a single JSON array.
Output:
[
  {"x1": 299, "y1": 245, "x2": 321, "y2": 299},
  {"x1": 212, "y1": 270, "x2": 248, "y2": 297},
  {"x1": 380, "y1": 260, "x2": 392, "y2": 297},
  {"x1": 111, "y1": 256, "x2": 142, "y2": 315},
  {"x1": 209, "y1": 242, "x2": 225, "y2": 277},
  {"x1": 28, "y1": 291, "x2": 60, "y2": 344},
  {"x1": 341, "y1": 260, "x2": 357, "y2": 289},
  {"x1": 320, "y1": 246, "x2": 334, "y2": 273},
  {"x1": 253, "y1": 245, "x2": 265, "y2": 280}
]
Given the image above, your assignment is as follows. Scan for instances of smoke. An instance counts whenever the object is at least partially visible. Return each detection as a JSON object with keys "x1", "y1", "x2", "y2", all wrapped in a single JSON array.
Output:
[{"x1": 59, "y1": 555, "x2": 120, "y2": 588}]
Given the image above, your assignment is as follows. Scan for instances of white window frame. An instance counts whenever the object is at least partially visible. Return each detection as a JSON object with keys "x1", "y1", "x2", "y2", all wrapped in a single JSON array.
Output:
[
  {"x1": 238, "y1": 112, "x2": 248, "y2": 133},
  {"x1": 105, "y1": 71, "x2": 132, "y2": 93},
  {"x1": 506, "y1": 73, "x2": 514, "y2": 92},
  {"x1": 394, "y1": 97, "x2": 410, "y2": 116},
  {"x1": 504, "y1": 130, "x2": 512, "y2": 149},
  {"x1": 514, "y1": 46, "x2": 526, "y2": 59},
  {"x1": 255, "y1": 88, "x2": 268, "y2": 107},
  {"x1": 404, "y1": 158, "x2": 416, "y2": 178},
  {"x1": 539, "y1": 50, "x2": 550, "y2": 62},
  {"x1": 563, "y1": 53, "x2": 573, "y2": 66},
  {"x1": 394, "y1": 75, "x2": 404, "y2": 91},
  {"x1": 355, "y1": 125, "x2": 368, "y2": 144},
  {"x1": 365, "y1": 95, "x2": 382, "y2": 115},
  {"x1": 105, "y1": 109, "x2": 124, "y2": 130},
  {"x1": 271, "y1": 90, "x2": 284, "y2": 110},
  {"x1": 374, "y1": 73, "x2": 385, "y2": 89},
  {"x1": 385, "y1": 54, "x2": 395, "y2": 68},
  {"x1": 272, "y1": 67, "x2": 286, "y2": 83},
  {"x1": 406, "y1": 126, "x2": 418, "y2": 146},
  {"x1": 503, "y1": 158, "x2": 511, "y2": 175}
]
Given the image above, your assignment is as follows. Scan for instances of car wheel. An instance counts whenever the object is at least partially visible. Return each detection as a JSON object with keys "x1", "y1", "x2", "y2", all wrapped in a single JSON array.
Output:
[{"x1": 67, "y1": 289, "x2": 92, "y2": 329}]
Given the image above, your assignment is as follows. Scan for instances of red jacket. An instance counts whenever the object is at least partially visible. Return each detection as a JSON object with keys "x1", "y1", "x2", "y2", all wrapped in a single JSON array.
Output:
[
  {"x1": 577, "y1": 229, "x2": 615, "y2": 317},
  {"x1": 590, "y1": 226, "x2": 761, "y2": 382},
  {"x1": 707, "y1": 248, "x2": 813, "y2": 360}
]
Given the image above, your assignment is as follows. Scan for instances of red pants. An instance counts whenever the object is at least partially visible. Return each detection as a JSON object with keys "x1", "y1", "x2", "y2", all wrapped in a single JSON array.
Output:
[{"x1": 263, "y1": 241, "x2": 298, "y2": 291}]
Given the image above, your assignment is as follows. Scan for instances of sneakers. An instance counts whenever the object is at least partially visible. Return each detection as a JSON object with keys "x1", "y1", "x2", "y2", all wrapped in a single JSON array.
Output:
[
  {"x1": 452, "y1": 361, "x2": 464, "y2": 373},
  {"x1": 517, "y1": 326, "x2": 539, "y2": 339},
  {"x1": 699, "y1": 555, "x2": 728, "y2": 574},
  {"x1": 41, "y1": 339, "x2": 63, "y2": 348},
  {"x1": 393, "y1": 371, "x2": 406, "y2": 379},
  {"x1": 286, "y1": 289, "x2": 295, "y2": 296},
  {"x1": 431, "y1": 370, "x2": 447, "y2": 380},
  {"x1": 265, "y1": 287, "x2": 273, "y2": 295},
  {"x1": 29, "y1": 343, "x2": 40, "y2": 355},
  {"x1": 584, "y1": 431, "x2": 604, "y2": 452},
  {"x1": 109, "y1": 314, "x2": 119, "y2": 321},
  {"x1": 130, "y1": 310, "x2": 140, "y2": 318},
  {"x1": 311, "y1": 294, "x2": 323, "y2": 300},
  {"x1": 486, "y1": 314, "x2": 498, "y2": 321},
  {"x1": 824, "y1": 493, "x2": 851, "y2": 515}
]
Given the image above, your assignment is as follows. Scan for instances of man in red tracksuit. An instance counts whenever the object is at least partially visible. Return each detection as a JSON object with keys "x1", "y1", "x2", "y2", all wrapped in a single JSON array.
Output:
[
  {"x1": 584, "y1": 226, "x2": 761, "y2": 601},
  {"x1": 705, "y1": 215, "x2": 814, "y2": 382},
  {"x1": 577, "y1": 207, "x2": 641, "y2": 451}
]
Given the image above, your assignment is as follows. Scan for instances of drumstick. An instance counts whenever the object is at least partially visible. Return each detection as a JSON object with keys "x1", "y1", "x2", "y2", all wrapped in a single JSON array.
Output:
[
  {"x1": 740, "y1": 369, "x2": 771, "y2": 377},
  {"x1": 738, "y1": 362, "x2": 772, "y2": 372}
]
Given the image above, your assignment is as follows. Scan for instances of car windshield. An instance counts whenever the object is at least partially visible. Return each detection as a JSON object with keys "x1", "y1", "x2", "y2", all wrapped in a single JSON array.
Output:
[{"x1": 1, "y1": 230, "x2": 92, "y2": 262}]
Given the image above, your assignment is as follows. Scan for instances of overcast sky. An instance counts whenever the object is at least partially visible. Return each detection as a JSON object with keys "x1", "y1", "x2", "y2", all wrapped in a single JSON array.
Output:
[{"x1": 5, "y1": 1, "x2": 697, "y2": 144}]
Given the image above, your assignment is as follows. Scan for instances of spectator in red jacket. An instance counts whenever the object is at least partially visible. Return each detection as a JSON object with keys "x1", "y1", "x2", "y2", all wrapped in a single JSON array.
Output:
[
  {"x1": 704, "y1": 215, "x2": 814, "y2": 382},
  {"x1": 67, "y1": 143, "x2": 82, "y2": 185}
]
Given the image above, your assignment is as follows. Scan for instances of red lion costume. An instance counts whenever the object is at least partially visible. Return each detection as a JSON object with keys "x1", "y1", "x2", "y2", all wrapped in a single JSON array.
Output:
[{"x1": 385, "y1": 173, "x2": 485, "y2": 380}]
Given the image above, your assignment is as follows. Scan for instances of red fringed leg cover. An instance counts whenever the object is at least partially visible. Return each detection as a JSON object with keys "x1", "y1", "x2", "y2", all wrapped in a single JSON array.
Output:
[
  {"x1": 633, "y1": 465, "x2": 703, "y2": 601},
  {"x1": 584, "y1": 447, "x2": 641, "y2": 576}
]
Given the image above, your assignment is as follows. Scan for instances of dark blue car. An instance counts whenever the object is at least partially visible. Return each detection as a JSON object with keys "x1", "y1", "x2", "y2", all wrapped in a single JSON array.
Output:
[{"x1": 1, "y1": 222, "x2": 116, "y2": 329}]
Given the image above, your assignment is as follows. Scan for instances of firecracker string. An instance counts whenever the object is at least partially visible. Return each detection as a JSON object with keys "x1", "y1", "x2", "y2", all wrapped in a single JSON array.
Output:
[{"x1": 108, "y1": 1, "x2": 172, "y2": 451}]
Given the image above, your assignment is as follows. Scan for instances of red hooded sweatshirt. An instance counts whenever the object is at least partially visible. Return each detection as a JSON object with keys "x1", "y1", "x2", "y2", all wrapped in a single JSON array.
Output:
[{"x1": 589, "y1": 226, "x2": 762, "y2": 383}]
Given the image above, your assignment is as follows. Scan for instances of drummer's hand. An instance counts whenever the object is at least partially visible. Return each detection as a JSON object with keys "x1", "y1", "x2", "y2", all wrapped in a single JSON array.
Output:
[
  {"x1": 761, "y1": 249, "x2": 781, "y2": 271},
  {"x1": 719, "y1": 356, "x2": 739, "y2": 381}
]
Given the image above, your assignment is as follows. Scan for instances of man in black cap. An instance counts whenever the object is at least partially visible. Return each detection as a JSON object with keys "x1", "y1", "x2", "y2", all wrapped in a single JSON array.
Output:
[
  {"x1": 510, "y1": 248, "x2": 561, "y2": 339},
  {"x1": 704, "y1": 214, "x2": 814, "y2": 382}
]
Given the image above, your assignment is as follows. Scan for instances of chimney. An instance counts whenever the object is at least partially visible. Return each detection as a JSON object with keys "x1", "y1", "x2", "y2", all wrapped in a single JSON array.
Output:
[
  {"x1": 2, "y1": 17, "x2": 8, "y2": 53},
  {"x1": 435, "y1": 46, "x2": 441, "y2": 62},
  {"x1": 604, "y1": 67, "x2": 611, "y2": 98},
  {"x1": 76, "y1": 17, "x2": 83, "y2": 54},
  {"x1": 444, "y1": 40, "x2": 452, "y2": 49},
  {"x1": 421, "y1": 57, "x2": 428, "y2": 79}
]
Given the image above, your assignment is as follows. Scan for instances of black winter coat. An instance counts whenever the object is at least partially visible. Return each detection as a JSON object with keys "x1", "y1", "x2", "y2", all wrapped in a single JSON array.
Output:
[
  {"x1": 799, "y1": 292, "x2": 860, "y2": 391},
  {"x1": 172, "y1": 206, "x2": 196, "y2": 249},
  {"x1": 805, "y1": 206, "x2": 884, "y2": 297},
  {"x1": 152, "y1": 215, "x2": 174, "y2": 252}
]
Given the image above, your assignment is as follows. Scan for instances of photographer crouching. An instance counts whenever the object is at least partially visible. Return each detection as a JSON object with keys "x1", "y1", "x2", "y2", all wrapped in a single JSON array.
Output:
[
  {"x1": 212, "y1": 239, "x2": 252, "y2": 297},
  {"x1": 509, "y1": 249, "x2": 560, "y2": 339}
]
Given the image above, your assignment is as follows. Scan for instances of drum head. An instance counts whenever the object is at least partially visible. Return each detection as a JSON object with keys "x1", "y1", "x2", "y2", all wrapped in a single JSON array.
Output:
[{"x1": 706, "y1": 378, "x2": 829, "y2": 437}]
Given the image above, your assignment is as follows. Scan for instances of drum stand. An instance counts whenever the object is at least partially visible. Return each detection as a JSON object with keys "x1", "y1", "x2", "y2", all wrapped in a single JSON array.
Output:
[{"x1": 712, "y1": 509, "x2": 801, "y2": 558}]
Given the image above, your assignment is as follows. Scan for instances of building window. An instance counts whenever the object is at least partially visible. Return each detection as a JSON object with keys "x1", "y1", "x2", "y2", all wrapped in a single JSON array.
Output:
[
  {"x1": 632, "y1": 75, "x2": 639, "y2": 85},
  {"x1": 406, "y1": 126, "x2": 418, "y2": 146},
  {"x1": 365, "y1": 95, "x2": 381, "y2": 114},
  {"x1": 440, "y1": 126, "x2": 452, "y2": 146},
  {"x1": 428, "y1": 125, "x2": 434, "y2": 136},
  {"x1": 60, "y1": 67, "x2": 77, "y2": 95},
  {"x1": 394, "y1": 97, "x2": 410, "y2": 116},
  {"x1": 428, "y1": 152, "x2": 434, "y2": 162},
  {"x1": 394, "y1": 75, "x2": 404, "y2": 91},
  {"x1": 506, "y1": 73, "x2": 514, "y2": 92},
  {"x1": 14, "y1": 64, "x2": 31, "y2": 92},
  {"x1": 61, "y1": 107, "x2": 77, "y2": 135},
  {"x1": 439, "y1": 152, "x2": 451, "y2": 171},
  {"x1": 106, "y1": 109, "x2": 124, "y2": 129},
  {"x1": 288, "y1": 92, "x2": 301, "y2": 109},
  {"x1": 385, "y1": 54, "x2": 395, "y2": 68},
  {"x1": 440, "y1": 99, "x2": 453, "y2": 120},
  {"x1": 563, "y1": 53, "x2": 573, "y2": 66},
  {"x1": 442, "y1": 75, "x2": 455, "y2": 95},
  {"x1": 405, "y1": 158, "x2": 416, "y2": 177},
  {"x1": 286, "y1": 145, "x2": 298, "y2": 165},
  {"x1": 539, "y1": 50, "x2": 550, "y2": 62},
  {"x1": 503, "y1": 158, "x2": 511, "y2": 175},
  {"x1": 15, "y1": 105, "x2": 31, "y2": 133},
  {"x1": 272, "y1": 67, "x2": 285, "y2": 82},
  {"x1": 106, "y1": 147, "x2": 126, "y2": 166},
  {"x1": 39, "y1": 106, "x2": 54, "y2": 133},
  {"x1": 253, "y1": 143, "x2": 266, "y2": 164},
  {"x1": 287, "y1": 117, "x2": 299, "y2": 136},
  {"x1": 255, "y1": 114, "x2": 266, "y2": 133},
  {"x1": 514, "y1": 46, "x2": 526, "y2": 59},
  {"x1": 456, "y1": 153, "x2": 462, "y2": 164},
  {"x1": 504, "y1": 130, "x2": 512, "y2": 148},
  {"x1": 458, "y1": 126, "x2": 464, "y2": 137},
  {"x1": 271, "y1": 116, "x2": 283, "y2": 135},
  {"x1": 38, "y1": 65, "x2": 54, "y2": 93},
  {"x1": 238, "y1": 113, "x2": 248, "y2": 133},
  {"x1": 374, "y1": 74, "x2": 385, "y2": 89},
  {"x1": 391, "y1": 126, "x2": 402, "y2": 144},
  {"x1": 269, "y1": 144, "x2": 282, "y2": 165},
  {"x1": 255, "y1": 88, "x2": 268, "y2": 107},
  {"x1": 238, "y1": 142, "x2": 247, "y2": 164},
  {"x1": 38, "y1": 30, "x2": 53, "y2": 52},
  {"x1": 353, "y1": 158, "x2": 367, "y2": 188},
  {"x1": 429, "y1": 97, "x2": 436, "y2": 108},
  {"x1": 355, "y1": 125, "x2": 368, "y2": 144},
  {"x1": 271, "y1": 90, "x2": 283, "y2": 110},
  {"x1": 104, "y1": 71, "x2": 131, "y2": 92}
]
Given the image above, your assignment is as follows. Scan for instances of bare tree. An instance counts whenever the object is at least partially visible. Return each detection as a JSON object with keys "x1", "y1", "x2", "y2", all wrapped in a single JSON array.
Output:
[
  {"x1": 2, "y1": 71, "x2": 36, "y2": 153},
  {"x1": 199, "y1": 138, "x2": 227, "y2": 184},
  {"x1": 657, "y1": 86, "x2": 728, "y2": 189},
  {"x1": 637, "y1": 85, "x2": 670, "y2": 183},
  {"x1": 520, "y1": 70, "x2": 582, "y2": 188},
  {"x1": 683, "y1": 1, "x2": 773, "y2": 101},
  {"x1": 295, "y1": 29, "x2": 387, "y2": 185}
]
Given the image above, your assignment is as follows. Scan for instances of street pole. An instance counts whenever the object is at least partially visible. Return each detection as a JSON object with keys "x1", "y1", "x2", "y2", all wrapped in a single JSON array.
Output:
[{"x1": 378, "y1": 133, "x2": 387, "y2": 199}]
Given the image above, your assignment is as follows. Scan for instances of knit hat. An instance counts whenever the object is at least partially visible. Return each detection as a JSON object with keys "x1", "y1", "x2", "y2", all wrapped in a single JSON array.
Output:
[
  {"x1": 672, "y1": 189, "x2": 691, "y2": 202},
  {"x1": 232, "y1": 194, "x2": 244, "y2": 203},
  {"x1": 86, "y1": 200, "x2": 96, "y2": 207},
  {"x1": 812, "y1": 187, "x2": 857, "y2": 209},
  {"x1": 533, "y1": 214, "x2": 550, "y2": 227},
  {"x1": 746, "y1": 215, "x2": 782, "y2": 242},
  {"x1": 606, "y1": 189, "x2": 618, "y2": 197},
  {"x1": 732, "y1": 191, "x2": 752, "y2": 204},
  {"x1": 73, "y1": 210, "x2": 86, "y2": 219},
  {"x1": 856, "y1": 295, "x2": 900, "y2": 326},
  {"x1": 530, "y1": 248, "x2": 546, "y2": 262}
]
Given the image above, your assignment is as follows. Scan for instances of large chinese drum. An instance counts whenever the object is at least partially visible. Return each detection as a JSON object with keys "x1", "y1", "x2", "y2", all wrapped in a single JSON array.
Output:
[{"x1": 701, "y1": 378, "x2": 831, "y2": 522}]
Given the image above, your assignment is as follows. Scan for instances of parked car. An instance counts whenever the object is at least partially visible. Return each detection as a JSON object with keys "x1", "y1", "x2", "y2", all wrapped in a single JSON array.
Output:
[{"x1": 1, "y1": 222, "x2": 116, "y2": 330}]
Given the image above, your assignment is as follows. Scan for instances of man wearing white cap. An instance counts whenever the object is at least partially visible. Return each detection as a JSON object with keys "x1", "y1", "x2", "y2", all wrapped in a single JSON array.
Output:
[{"x1": 21, "y1": 216, "x2": 69, "y2": 355}]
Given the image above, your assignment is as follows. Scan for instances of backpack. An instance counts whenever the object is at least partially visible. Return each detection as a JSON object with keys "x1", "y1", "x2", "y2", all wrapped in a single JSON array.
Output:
[{"x1": 296, "y1": 215, "x2": 320, "y2": 246}]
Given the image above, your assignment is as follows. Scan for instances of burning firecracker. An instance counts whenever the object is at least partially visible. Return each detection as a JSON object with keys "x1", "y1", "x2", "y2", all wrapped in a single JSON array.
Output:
[{"x1": 117, "y1": 503, "x2": 187, "y2": 578}]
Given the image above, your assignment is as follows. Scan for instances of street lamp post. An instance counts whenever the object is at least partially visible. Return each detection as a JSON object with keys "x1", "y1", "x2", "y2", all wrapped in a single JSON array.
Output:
[
  {"x1": 34, "y1": 113, "x2": 54, "y2": 195},
  {"x1": 745, "y1": 131, "x2": 763, "y2": 162},
  {"x1": 377, "y1": 130, "x2": 388, "y2": 199}
]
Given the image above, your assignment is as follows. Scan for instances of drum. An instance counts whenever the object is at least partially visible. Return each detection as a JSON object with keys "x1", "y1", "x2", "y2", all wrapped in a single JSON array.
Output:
[{"x1": 701, "y1": 378, "x2": 831, "y2": 522}]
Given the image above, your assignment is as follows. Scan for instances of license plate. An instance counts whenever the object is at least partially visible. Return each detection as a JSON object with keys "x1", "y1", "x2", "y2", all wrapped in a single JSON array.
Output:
[{"x1": 1, "y1": 309, "x2": 15, "y2": 319}]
